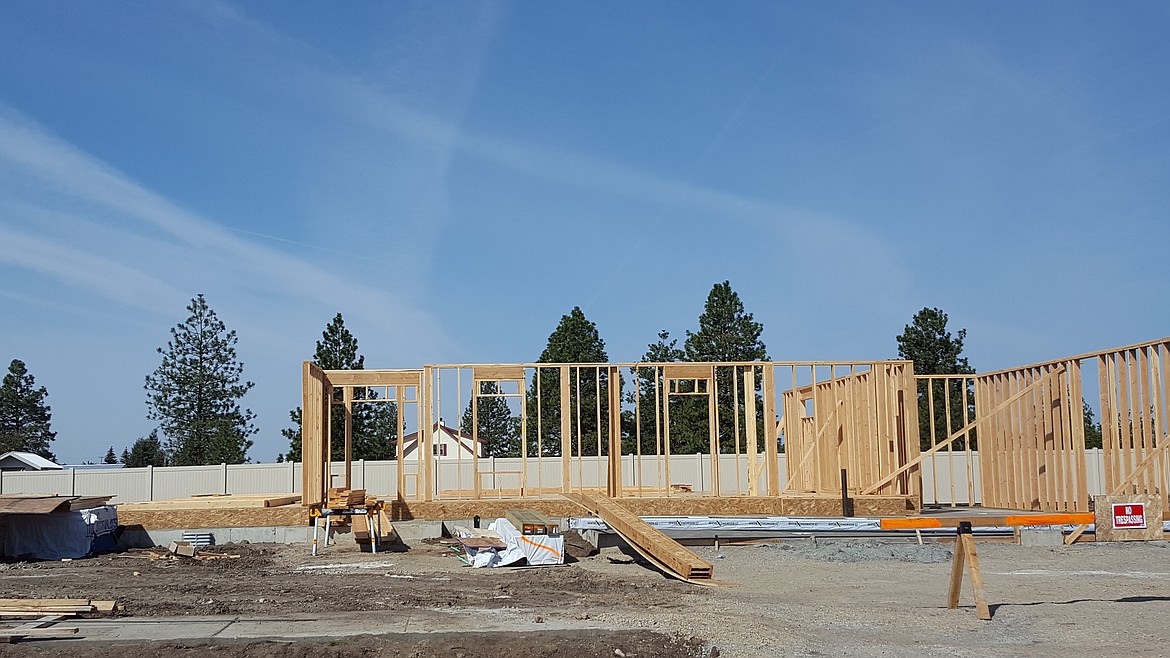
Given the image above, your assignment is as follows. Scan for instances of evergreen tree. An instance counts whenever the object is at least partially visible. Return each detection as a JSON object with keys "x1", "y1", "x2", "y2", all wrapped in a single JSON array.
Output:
[
  {"x1": 461, "y1": 382, "x2": 520, "y2": 458},
  {"x1": 684, "y1": 281, "x2": 768, "y2": 363},
  {"x1": 0, "y1": 359, "x2": 57, "y2": 460},
  {"x1": 1082, "y1": 399, "x2": 1103, "y2": 450},
  {"x1": 103, "y1": 446, "x2": 118, "y2": 464},
  {"x1": 145, "y1": 295, "x2": 256, "y2": 465},
  {"x1": 283, "y1": 313, "x2": 396, "y2": 462},
  {"x1": 624, "y1": 331, "x2": 685, "y2": 454},
  {"x1": 674, "y1": 282, "x2": 769, "y2": 455},
  {"x1": 121, "y1": 430, "x2": 167, "y2": 467},
  {"x1": 896, "y1": 307, "x2": 976, "y2": 450},
  {"x1": 525, "y1": 307, "x2": 610, "y2": 457}
]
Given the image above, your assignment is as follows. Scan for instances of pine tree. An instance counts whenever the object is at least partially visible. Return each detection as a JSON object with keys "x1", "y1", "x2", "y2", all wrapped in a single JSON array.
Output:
[
  {"x1": 461, "y1": 382, "x2": 520, "y2": 458},
  {"x1": 624, "y1": 331, "x2": 685, "y2": 454},
  {"x1": 0, "y1": 359, "x2": 57, "y2": 460},
  {"x1": 896, "y1": 307, "x2": 976, "y2": 450},
  {"x1": 283, "y1": 313, "x2": 396, "y2": 462},
  {"x1": 525, "y1": 307, "x2": 610, "y2": 457},
  {"x1": 103, "y1": 446, "x2": 118, "y2": 464},
  {"x1": 675, "y1": 282, "x2": 769, "y2": 455},
  {"x1": 121, "y1": 430, "x2": 167, "y2": 467},
  {"x1": 145, "y1": 295, "x2": 256, "y2": 465},
  {"x1": 1082, "y1": 400, "x2": 1103, "y2": 449},
  {"x1": 684, "y1": 282, "x2": 768, "y2": 364}
]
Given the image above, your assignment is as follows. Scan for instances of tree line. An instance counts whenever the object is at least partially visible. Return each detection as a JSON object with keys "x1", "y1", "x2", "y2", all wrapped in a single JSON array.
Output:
[{"x1": 1, "y1": 287, "x2": 1104, "y2": 467}]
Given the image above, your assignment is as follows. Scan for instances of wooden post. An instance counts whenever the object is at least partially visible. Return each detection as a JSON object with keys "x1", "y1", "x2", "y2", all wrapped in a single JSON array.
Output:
[
  {"x1": 422, "y1": 366, "x2": 435, "y2": 502},
  {"x1": 560, "y1": 366, "x2": 572, "y2": 493},
  {"x1": 607, "y1": 366, "x2": 623, "y2": 497},
  {"x1": 764, "y1": 365, "x2": 779, "y2": 496},
  {"x1": 744, "y1": 367, "x2": 759, "y2": 497}
]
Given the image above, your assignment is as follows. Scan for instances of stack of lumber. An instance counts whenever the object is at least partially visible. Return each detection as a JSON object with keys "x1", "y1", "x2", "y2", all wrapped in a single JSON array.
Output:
[
  {"x1": 119, "y1": 493, "x2": 301, "y2": 511},
  {"x1": 562, "y1": 492, "x2": 713, "y2": 582},
  {"x1": 505, "y1": 508, "x2": 559, "y2": 535},
  {"x1": 353, "y1": 509, "x2": 398, "y2": 546},
  {"x1": 0, "y1": 494, "x2": 114, "y2": 515},
  {"x1": 326, "y1": 488, "x2": 368, "y2": 508},
  {"x1": 0, "y1": 598, "x2": 121, "y2": 617},
  {"x1": 0, "y1": 599, "x2": 121, "y2": 643}
]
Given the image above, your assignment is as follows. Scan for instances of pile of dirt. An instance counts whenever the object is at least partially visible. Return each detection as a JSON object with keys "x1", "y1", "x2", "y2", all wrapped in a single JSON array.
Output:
[
  {"x1": 562, "y1": 530, "x2": 599, "y2": 559},
  {"x1": 768, "y1": 538, "x2": 953, "y2": 563}
]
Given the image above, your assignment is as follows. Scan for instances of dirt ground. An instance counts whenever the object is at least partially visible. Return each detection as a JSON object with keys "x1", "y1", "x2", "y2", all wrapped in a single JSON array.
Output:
[{"x1": 2, "y1": 533, "x2": 1170, "y2": 656}]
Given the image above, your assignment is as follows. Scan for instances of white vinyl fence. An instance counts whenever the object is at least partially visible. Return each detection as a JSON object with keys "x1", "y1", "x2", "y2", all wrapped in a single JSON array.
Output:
[{"x1": 0, "y1": 450, "x2": 1113, "y2": 506}]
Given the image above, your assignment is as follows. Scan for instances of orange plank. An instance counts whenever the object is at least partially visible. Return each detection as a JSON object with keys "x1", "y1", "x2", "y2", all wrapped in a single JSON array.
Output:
[{"x1": 880, "y1": 513, "x2": 1094, "y2": 530}]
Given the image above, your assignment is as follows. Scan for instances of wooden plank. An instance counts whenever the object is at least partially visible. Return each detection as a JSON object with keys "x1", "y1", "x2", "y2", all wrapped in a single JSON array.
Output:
[
  {"x1": 562, "y1": 492, "x2": 712, "y2": 580},
  {"x1": 960, "y1": 532, "x2": 992, "y2": 620},
  {"x1": 880, "y1": 513, "x2": 1094, "y2": 530},
  {"x1": 946, "y1": 530, "x2": 966, "y2": 610},
  {"x1": 1070, "y1": 361, "x2": 1088, "y2": 512},
  {"x1": 323, "y1": 369, "x2": 422, "y2": 387},
  {"x1": 560, "y1": 366, "x2": 572, "y2": 493},
  {"x1": 473, "y1": 365, "x2": 526, "y2": 382},
  {"x1": 0, "y1": 599, "x2": 89, "y2": 608},
  {"x1": 663, "y1": 364, "x2": 713, "y2": 381}
]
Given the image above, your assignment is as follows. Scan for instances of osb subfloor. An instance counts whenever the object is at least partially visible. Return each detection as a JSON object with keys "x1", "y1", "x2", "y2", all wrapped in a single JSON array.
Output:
[{"x1": 118, "y1": 493, "x2": 916, "y2": 530}]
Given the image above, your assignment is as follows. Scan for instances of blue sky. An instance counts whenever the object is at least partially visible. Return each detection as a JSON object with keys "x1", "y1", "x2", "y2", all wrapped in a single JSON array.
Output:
[{"x1": 1, "y1": 2, "x2": 1167, "y2": 463}]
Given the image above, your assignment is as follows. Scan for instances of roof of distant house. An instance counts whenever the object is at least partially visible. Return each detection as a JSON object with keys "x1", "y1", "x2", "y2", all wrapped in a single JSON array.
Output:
[{"x1": 0, "y1": 451, "x2": 63, "y2": 470}]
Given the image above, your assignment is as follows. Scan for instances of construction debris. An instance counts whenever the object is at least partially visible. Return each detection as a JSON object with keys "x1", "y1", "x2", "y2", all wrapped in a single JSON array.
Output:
[{"x1": 452, "y1": 518, "x2": 564, "y2": 568}]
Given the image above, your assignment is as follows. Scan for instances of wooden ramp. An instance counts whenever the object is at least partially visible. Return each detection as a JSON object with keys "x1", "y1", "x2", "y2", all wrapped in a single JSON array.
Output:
[{"x1": 562, "y1": 492, "x2": 713, "y2": 582}]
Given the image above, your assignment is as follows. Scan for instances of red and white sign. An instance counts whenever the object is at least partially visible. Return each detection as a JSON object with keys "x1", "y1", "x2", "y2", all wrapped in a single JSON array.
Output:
[{"x1": 1112, "y1": 502, "x2": 1147, "y2": 529}]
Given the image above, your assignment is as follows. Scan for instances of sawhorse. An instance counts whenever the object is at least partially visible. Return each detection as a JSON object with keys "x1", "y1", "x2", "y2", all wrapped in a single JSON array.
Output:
[
  {"x1": 947, "y1": 521, "x2": 990, "y2": 620},
  {"x1": 881, "y1": 511, "x2": 1097, "y2": 621},
  {"x1": 309, "y1": 505, "x2": 385, "y2": 556}
]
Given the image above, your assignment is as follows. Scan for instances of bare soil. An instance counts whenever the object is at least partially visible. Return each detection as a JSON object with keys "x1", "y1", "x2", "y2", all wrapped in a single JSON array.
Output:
[{"x1": 2, "y1": 534, "x2": 1170, "y2": 656}]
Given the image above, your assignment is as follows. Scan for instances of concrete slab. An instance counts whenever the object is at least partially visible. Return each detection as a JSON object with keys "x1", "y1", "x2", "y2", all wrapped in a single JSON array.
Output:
[{"x1": 61, "y1": 609, "x2": 616, "y2": 643}]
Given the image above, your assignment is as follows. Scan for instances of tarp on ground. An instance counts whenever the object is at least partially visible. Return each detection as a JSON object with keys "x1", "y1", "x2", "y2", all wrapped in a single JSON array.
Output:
[
  {"x1": 464, "y1": 518, "x2": 564, "y2": 568},
  {"x1": 1, "y1": 506, "x2": 118, "y2": 560}
]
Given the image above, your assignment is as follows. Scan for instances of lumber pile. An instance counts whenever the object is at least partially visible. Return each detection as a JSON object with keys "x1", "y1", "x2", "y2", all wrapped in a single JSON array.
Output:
[
  {"x1": 119, "y1": 493, "x2": 302, "y2": 511},
  {"x1": 113, "y1": 547, "x2": 240, "y2": 562},
  {"x1": 0, "y1": 598, "x2": 121, "y2": 617},
  {"x1": 353, "y1": 509, "x2": 398, "y2": 546},
  {"x1": 327, "y1": 488, "x2": 368, "y2": 508},
  {"x1": 563, "y1": 492, "x2": 713, "y2": 581},
  {"x1": 505, "y1": 508, "x2": 559, "y2": 535},
  {"x1": 0, "y1": 599, "x2": 121, "y2": 643}
]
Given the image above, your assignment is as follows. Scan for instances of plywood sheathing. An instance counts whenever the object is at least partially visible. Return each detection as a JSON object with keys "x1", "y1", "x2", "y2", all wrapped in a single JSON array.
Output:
[
  {"x1": 1093, "y1": 494, "x2": 1165, "y2": 542},
  {"x1": 118, "y1": 506, "x2": 307, "y2": 531},
  {"x1": 387, "y1": 494, "x2": 914, "y2": 521}
]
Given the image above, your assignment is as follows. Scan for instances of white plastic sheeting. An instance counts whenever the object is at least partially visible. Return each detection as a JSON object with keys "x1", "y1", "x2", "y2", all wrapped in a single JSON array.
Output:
[
  {"x1": 2, "y1": 506, "x2": 118, "y2": 560},
  {"x1": 463, "y1": 518, "x2": 564, "y2": 568}
]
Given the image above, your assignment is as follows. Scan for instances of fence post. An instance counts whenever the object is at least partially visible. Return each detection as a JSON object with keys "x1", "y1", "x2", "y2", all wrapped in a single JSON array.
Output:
[
  {"x1": 71, "y1": 468, "x2": 77, "y2": 496},
  {"x1": 289, "y1": 460, "x2": 295, "y2": 494},
  {"x1": 223, "y1": 463, "x2": 228, "y2": 494},
  {"x1": 147, "y1": 465, "x2": 154, "y2": 501},
  {"x1": 697, "y1": 452, "x2": 704, "y2": 493}
]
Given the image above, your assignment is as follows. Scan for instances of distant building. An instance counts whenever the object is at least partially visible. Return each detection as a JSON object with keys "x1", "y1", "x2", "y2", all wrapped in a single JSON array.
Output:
[
  {"x1": 399, "y1": 422, "x2": 482, "y2": 461},
  {"x1": 0, "y1": 451, "x2": 64, "y2": 472}
]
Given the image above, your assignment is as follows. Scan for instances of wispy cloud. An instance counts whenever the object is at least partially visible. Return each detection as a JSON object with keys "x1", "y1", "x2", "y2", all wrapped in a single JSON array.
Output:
[{"x1": 0, "y1": 106, "x2": 454, "y2": 357}]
